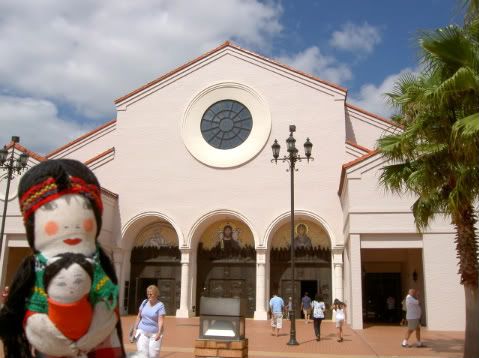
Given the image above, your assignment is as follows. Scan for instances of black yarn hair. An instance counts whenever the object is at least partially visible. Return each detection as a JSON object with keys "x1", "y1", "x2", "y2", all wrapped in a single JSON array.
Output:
[
  {"x1": 17, "y1": 159, "x2": 103, "y2": 251},
  {"x1": 0, "y1": 159, "x2": 126, "y2": 358},
  {"x1": 44, "y1": 253, "x2": 94, "y2": 291}
]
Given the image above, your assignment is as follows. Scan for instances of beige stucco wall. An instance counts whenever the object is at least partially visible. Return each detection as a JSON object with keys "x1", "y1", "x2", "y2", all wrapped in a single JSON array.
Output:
[
  {"x1": 345, "y1": 107, "x2": 396, "y2": 150},
  {"x1": 48, "y1": 121, "x2": 117, "y2": 163},
  {"x1": 111, "y1": 50, "x2": 347, "y2": 252},
  {"x1": 0, "y1": 45, "x2": 468, "y2": 331},
  {"x1": 423, "y1": 233, "x2": 465, "y2": 331}
]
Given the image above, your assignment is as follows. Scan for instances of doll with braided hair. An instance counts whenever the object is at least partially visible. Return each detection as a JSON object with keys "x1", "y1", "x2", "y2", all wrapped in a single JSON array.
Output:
[{"x1": 0, "y1": 159, "x2": 125, "y2": 357}]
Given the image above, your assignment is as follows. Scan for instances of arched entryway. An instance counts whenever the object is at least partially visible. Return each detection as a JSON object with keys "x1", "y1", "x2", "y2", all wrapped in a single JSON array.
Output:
[
  {"x1": 195, "y1": 218, "x2": 256, "y2": 317},
  {"x1": 128, "y1": 222, "x2": 181, "y2": 315},
  {"x1": 268, "y1": 216, "x2": 332, "y2": 319}
]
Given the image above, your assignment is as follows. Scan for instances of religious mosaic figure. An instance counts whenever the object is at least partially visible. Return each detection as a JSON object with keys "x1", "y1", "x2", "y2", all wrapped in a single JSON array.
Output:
[
  {"x1": 215, "y1": 224, "x2": 241, "y2": 251},
  {"x1": 294, "y1": 223, "x2": 312, "y2": 249}
]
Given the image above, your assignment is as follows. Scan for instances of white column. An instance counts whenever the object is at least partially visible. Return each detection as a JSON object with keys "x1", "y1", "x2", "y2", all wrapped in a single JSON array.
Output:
[
  {"x1": 349, "y1": 234, "x2": 363, "y2": 329},
  {"x1": 176, "y1": 249, "x2": 191, "y2": 318},
  {"x1": 254, "y1": 249, "x2": 268, "y2": 320},
  {"x1": 332, "y1": 247, "x2": 344, "y2": 302}
]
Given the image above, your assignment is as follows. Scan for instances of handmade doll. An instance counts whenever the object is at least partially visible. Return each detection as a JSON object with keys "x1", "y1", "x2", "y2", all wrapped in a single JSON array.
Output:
[
  {"x1": 0, "y1": 159, "x2": 126, "y2": 358},
  {"x1": 43, "y1": 253, "x2": 95, "y2": 341}
]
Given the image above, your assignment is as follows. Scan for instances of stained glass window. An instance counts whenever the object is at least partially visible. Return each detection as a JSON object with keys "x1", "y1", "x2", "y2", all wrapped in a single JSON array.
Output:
[{"x1": 200, "y1": 100, "x2": 253, "y2": 149}]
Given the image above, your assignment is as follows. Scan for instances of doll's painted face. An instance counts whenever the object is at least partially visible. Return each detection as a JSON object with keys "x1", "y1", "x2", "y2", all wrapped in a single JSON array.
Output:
[
  {"x1": 46, "y1": 263, "x2": 92, "y2": 303},
  {"x1": 34, "y1": 194, "x2": 97, "y2": 257}
]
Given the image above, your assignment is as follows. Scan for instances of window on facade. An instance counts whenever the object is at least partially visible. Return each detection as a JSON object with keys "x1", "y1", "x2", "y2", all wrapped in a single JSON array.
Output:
[{"x1": 200, "y1": 100, "x2": 253, "y2": 150}]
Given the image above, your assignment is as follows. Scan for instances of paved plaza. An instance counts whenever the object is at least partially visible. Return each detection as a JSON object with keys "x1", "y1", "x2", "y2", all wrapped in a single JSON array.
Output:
[
  {"x1": 0, "y1": 316, "x2": 465, "y2": 357},
  {"x1": 121, "y1": 316, "x2": 463, "y2": 358}
]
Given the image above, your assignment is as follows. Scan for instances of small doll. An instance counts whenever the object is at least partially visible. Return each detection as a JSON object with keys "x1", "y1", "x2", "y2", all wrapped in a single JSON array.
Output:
[
  {"x1": 43, "y1": 253, "x2": 94, "y2": 341},
  {"x1": 0, "y1": 159, "x2": 126, "y2": 358}
]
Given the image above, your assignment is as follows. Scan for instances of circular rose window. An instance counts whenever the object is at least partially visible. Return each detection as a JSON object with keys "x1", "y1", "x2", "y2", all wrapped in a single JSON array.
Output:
[
  {"x1": 182, "y1": 82, "x2": 271, "y2": 168},
  {"x1": 200, "y1": 100, "x2": 253, "y2": 150}
]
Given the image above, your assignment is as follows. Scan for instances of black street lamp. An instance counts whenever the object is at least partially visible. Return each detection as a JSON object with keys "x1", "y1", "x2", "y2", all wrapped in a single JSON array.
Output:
[
  {"x1": 271, "y1": 125, "x2": 313, "y2": 346},
  {"x1": 0, "y1": 136, "x2": 29, "y2": 261}
]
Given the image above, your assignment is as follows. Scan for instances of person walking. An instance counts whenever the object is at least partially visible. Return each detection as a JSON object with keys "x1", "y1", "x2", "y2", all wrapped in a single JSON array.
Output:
[
  {"x1": 286, "y1": 296, "x2": 293, "y2": 320},
  {"x1": 269, "y1": 292, "x2": 284, "y2": 337},
  {"x1": 301, "y1": 292, "x2": 312, "y2": 324},
  {"x1": 386, "y1": 295, "x2": 396, "y2": 322},
  {"x1": 401, "y1": 289, "x2": 423, "y2": 348},
  {"x1": 333, "y1": 299, "x2": 346, "y2": 342},
  {"x1": 132, "y1": 285, "x2": 166, "y2": 357},
  {"x1": 400, "y1": 296, "x2": 407, "y2": 326},
  {"x1": 311, "y1": 294, "x2": 326, "y2": 341}
]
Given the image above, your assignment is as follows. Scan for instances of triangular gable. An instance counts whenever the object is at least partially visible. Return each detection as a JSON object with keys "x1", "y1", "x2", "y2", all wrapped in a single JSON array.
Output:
[{"x1": 114, "y1": 41, "x2": 347, "y2": 106}]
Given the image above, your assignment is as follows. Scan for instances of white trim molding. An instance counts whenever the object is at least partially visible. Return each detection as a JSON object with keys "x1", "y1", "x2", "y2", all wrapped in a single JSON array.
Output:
[{"x1": 181, "y1": 82, "x2": 271, "y2": 168}]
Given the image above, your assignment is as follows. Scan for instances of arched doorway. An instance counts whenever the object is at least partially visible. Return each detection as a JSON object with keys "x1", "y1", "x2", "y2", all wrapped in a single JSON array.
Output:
[
  {"x1": 196, "y1": 219, "x2": 256, "y2": 317},
  {"x1": 269, "y1": 220, "x2": 332, "y2": 318},
  {"x1": 128, "y1": 222, "x2": 181, "y2": 315}
]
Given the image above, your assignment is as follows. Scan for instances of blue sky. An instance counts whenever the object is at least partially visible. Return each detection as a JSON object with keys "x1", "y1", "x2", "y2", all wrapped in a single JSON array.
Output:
[{"x1": 0, "y1": 0, "x2": 463, "y2": 154}]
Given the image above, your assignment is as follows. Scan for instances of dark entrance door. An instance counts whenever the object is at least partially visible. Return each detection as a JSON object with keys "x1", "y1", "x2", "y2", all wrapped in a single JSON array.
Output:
[
  {"x1": 128, "y1": 245, "x2": 181, "y2": 315},
  {"x1": 133, "y1": 277, "x2": 178, "y2": 316},
  {"x1": 363, "y1": 273, "x2": 401, "y2": 323},
  {"x1": 300, "y1": 280, "x2": 317, "y2": 318},
  {"x1": 196, "y1": 243, "x2": 256, "y2": 317}
]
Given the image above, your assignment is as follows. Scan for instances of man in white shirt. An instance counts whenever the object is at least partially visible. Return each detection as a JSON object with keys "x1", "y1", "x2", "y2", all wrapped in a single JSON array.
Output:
[{"x1": 401, "y1": 289, "x2": 423, "y2": 347}]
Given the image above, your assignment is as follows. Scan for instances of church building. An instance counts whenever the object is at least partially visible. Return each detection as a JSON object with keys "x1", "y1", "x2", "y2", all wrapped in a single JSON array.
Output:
[{"x1": 0, "y1": 42, "x2": 465, "y2": 331}]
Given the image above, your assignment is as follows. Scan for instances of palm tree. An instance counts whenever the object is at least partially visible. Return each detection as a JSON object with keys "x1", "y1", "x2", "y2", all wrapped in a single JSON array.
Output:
[{"x1": 377, "y1": 7, "x2": 479, "y2": 357}]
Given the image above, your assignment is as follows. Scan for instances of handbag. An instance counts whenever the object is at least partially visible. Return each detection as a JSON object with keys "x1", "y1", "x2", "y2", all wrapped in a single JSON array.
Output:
[
  {"x1": 128, "y1": 326, "x2": 137, "y2": 343},
  {"x1": 129, "y1": 299, "x2": 148, "y2": 343}
]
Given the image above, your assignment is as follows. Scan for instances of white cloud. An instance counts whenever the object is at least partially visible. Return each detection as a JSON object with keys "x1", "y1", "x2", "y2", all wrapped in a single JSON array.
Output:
[
  {"x1": 348, "y1": 68, "x2": 417, "y2": 118},
  {"x1": 277, "y1": 46, "x2": 352, "y2": 85},
  {"x1": 0, "y1": 0, "x2": 282, "y2": 119},
  {"x1": 0, "y1": 95, "x2": 88, "y2": 154},
  {"x1": 330, "y1": 22, "x2": 381, "y2": 54}
]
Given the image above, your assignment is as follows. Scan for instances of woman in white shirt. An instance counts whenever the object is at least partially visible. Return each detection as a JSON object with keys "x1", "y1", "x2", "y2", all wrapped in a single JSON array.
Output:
[
  {"x1": 311, "y1": 294, "x2": 326, "y2": 341},
  {"x1": 333, "y1": 299, "x2": 347, "y2": 342}
]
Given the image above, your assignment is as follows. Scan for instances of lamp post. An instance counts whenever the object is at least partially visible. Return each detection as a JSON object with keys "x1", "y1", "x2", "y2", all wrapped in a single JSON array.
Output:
[
  {"x1": 0, "y1": 136, "x2": 29, "y2": 261},
  {"x1": 271, "y1": 125, "x2": 313, "y2": 346}
]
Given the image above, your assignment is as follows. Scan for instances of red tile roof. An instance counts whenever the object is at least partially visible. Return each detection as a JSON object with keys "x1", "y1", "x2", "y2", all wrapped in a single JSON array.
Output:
[
  {"x1": 3, "y1": 141, "x2": 117, "y2": 199},
  {"x1": 346, "y1": 103, "x2": 401, "y2": 128},
  {"x1": 46, "y1": 119, "x2": 116, "y2": 158},
  {"x1": 100, "y1": 186, "x2": 118, "y2": 199},
  {"x1": 345, "y1": 140, "x2": 372, "y2": 153},
  {"x1": 115, "y1": 41, "x2": 347, "y2": 104},
  {"x1": 338, "y1": 149, "x2": 380, "y2": 195},
  {"x1": 84, "y1": 147, "x2": 115, "y2": 166},
  {"x1": 5, "y1": 142, "x2": 46, "y2": 162}
]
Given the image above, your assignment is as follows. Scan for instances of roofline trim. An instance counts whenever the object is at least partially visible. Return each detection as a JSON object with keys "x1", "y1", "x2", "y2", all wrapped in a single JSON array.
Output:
[
  {"x1": 115, "y1": 41, "x2": 347, "y2": 105},
  {"x1": 338, "y1": 149, "x2": 380, "y2": 195},
  {"x1": 84, "y1": 147, "x2": 115, "y2": 166},
  {"x1": 345, "y1": 140, "x2": 372, "y2": 153},
  {"x1": 46, "y1": 119, "x2": 116, "y2": 158},
  {"x1": 5, "y1": 142, "x2": 46, "y2": 162},
  {"x1": 346, "y1": 103, "x2": 401, "y2": 128}
]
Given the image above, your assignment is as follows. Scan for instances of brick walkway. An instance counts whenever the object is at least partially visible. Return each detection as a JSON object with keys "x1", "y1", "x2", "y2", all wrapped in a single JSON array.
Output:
[
  {"x1": 122, "y1": 316, "x2": 464, "y2": 358},
  {"x1": 0, "y1": 316, "x2": 464, "y2": 357}
]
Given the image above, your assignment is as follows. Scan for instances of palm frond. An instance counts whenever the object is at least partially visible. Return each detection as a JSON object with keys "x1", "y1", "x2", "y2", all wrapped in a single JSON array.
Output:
[
  {"x1": 420, "y1": 25, "x2": 476, "y2": 72},
  {"x1": 453, "y1": 112, "x2": 479, "y2": 137},
  {"x1": 412, "y1": 194, "x2": 446, "y2": 230},
  {"x1": 428, "y1": 67, "x2": 479, "y2": 105},
  {"x1": 379, "y1": 162, "x2": 413, "y2": 194}
]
